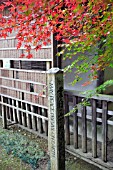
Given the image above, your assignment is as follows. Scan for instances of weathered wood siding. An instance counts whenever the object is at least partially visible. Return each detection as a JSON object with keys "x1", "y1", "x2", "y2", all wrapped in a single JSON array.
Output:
[{"x1": 0, "y1": 25, "x2": 52, "y2": 137}]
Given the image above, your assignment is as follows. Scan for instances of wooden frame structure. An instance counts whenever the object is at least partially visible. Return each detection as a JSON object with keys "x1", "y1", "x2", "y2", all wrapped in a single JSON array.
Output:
[{"x1": 0, "y1": 33, "x2": 53, "y2": 138}]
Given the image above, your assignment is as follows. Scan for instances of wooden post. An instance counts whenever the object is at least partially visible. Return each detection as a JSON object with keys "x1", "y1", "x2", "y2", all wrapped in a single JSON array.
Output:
[
  {"x1": 26, "y1": 104, "x2": 32, "y2": 129},
  {"x1": 47, "y1": 68, "x2": 65, "y2": 170},
  {"x1": 10, "y1": 99, "x2": 13, "y2": 121},
  {"x1": 51, "y1": 34, "x2": 62, "y2": 69},
  {"x1": 2, "y1": 96, "x2": 7, "y2": 129},
  {"x1": 12, "y1": 99, "x2": 18, "y2": 123},
  {"x1": 82, "y1": 105, "x2": 87, "y2": 153},
  {"x1": 64, "y1": 94, "x2": 70, "y2": 145},
  {"x1": 102, "y1": 100, "x2": 108, "y2": 162},
  {"x1": 44, "y1": 109, "x2": 48, "y2": 136},
  {"x1": 92, "y1": 99, "x2": 97, "y2": 158},
  {"x1": 46, "y1": 61, "x2": 51, "y2": 71},
  {"x1": 38, "y1": 107, "x2": 43, "y2": 133},
  {"x1": 22, "y1": 103, "x2": 27, "y2": 127},
  {"x1": 73, "y1": 96, "x2": 78, "y2": 149},
  {"x1": 32, "y1": 106, "x2": 38, "y2": 131},
  {"x1": 17, "y1": 101, "x2": 22, "y2": 125}
]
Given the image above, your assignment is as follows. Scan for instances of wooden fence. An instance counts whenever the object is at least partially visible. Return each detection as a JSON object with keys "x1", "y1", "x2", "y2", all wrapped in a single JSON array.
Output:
[
  {"x1": 1, "y1": 87, "x2": 113, "y2": 169},
  {"x1": 64, "y1": 90, "x2": 113, "y2": 169},
  {"x1": 0, "y1": 68, "x2": 49, "y2": 138},
  {"x1": 0, "y1": 36, "x2": 52, "y2": 139}
]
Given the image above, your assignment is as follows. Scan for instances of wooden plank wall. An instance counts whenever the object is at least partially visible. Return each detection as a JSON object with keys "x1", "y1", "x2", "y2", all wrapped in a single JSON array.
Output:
[
  {"x1": 0, "y1": 38, "x2": 52, "y2": 59},
  {"x1": 0, "y1": 34, "x2": 52, "y2": 138}
]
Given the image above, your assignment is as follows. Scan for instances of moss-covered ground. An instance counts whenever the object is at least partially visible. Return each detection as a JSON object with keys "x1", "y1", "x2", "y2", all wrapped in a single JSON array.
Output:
[{"x1": 0, "y1": 119, "x2": 101, "y2": 170}]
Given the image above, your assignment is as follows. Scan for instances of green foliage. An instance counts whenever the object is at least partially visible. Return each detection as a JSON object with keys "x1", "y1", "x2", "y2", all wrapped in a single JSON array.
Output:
[
  {"x1": 0, "y1": 146, "x2": 31, "y2": 170},
  {"x1": 83, "y1": 80, "x2": 113, "y2": 97},
  {"x1": 0, "y1": 130, "x2": 44, "y2": 169}
]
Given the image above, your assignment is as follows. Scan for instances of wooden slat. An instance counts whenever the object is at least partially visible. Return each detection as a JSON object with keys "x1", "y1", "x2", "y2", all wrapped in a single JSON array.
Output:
[
  {"x1": 102, "y1": 100, "x2": 108, "y2": 162},
  {"x1": 17, "y1": 101, "x2": 22, "y2": 125},
  {"x1": 32, "y1": 106, "x2": 38, "y2": 131},
  {"x1": 27, "y1": 113, "x2": 32, "y2": 129},
  {"x1": 92, "y1": 99, "x2": 97, "y2": 158},
  {"x1": 12, "y1": 100, "x2": 18, "y2": 123},
  {"x1": 22, "y1": 103, "x2": 27, "y2": 127},
  {"x1": 10, "y1": 99, "x2": 14, "y2": 121},
  {"x1": 82, "y1": 105, "x2": 87, "y2": 153},
  {"x1": 73, "y1": 96, "x2": 78, "y2": 149},
  {"x1": 1, "y1": 96, "x2": 7, "y2": 129},
  {"x1": 64, "y1": 94, "x2": 70, "y2": 145},
  {"x1": 0, "y1": 58, "x2": 52, "y2": 61},
  {"x1": 44, "y1": 109, "x2": 48, "y2": 136},
  {"x1": 7, "y1": 99, "x2": 10, "y2": 119},
  {"x1": 0, "y1": 37, "x2": 16, "y2": 40},
  {"x1": 38, "y1": 107, "x2": 44, "y2": 134},
  {"x1": 0, "y1": 67, "x2": 47, "y2": 73},
  {"x1": 26, "y1": 104, "x2": 32, "y2": 129},
  {"x1": 0, "y1": 45, "x2": 51, "y2": 50}
]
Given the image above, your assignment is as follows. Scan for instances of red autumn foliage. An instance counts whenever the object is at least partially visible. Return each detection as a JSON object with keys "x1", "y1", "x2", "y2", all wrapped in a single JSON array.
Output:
[{"x1": 0, "y1": 0, "x2": 113, "y2": 82}]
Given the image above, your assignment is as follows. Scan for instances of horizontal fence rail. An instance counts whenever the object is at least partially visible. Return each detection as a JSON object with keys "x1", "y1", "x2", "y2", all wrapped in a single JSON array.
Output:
[{"x1": 0, "y1": 48, "x2": 52, "y2": 59}]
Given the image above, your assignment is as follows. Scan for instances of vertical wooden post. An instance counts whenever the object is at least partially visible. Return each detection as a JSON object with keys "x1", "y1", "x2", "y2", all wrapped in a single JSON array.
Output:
[
  {"x1": 10, "y1": 99, "x2": 13, "y2": 121},
  {"x1": 12, "y1": 100, "x2": 18, "y2": 123},
  {"x1": 46, "y1": 61, "x2": 51, "y2": 71},
  {"x1": 38, "y1": 107, "x2": 43, "y2": 133},
  {"x1": 22, "y1": 103, "x2": 27, "y2": 127},
  {"x1": 17, "y1": 101, "x2": 22, "y2": 125},
  {"x1": 7, "y1": 98, "x2": 11, "y2": 120},
  {"x1": 32, "y1": 106, "x2": 38, "y2": 131},
  {"x1": 82, "y1": 105, "x2": 87, "y2": 153},
  {"x1": 51, "y1": 34, "x2": 62, "y2": 69},
  {"x1": 73, "y1": 96, "x2": 78, "y2": 149},
  {"x1": 7, "y1": 98, "x2": 10, "y2": 119},
  {"x1": 2, "y1": 96, "x2": 7, "y2": 129},
  {"x1": 44, "y1": 109, "x2": 48, "y2": 136},
  {"x1": 92, "y1": 99, "x2": 97, "y2": 158},
  {"x1": 64, "y1": 94, "x2": 70, "y2": 145},
  {"x1": 26, "y1": 104, "x2": 32, "y2": 129},
  {"x1": 48, "y1": 68, "x2": 65, "y2": 170},
  {"x1": 102, "y1": 100, "x2": 108, "y2": 162}
]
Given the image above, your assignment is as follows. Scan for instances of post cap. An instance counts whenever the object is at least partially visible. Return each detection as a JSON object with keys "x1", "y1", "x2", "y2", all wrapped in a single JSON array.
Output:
[{"x1": 47, "y1": 67, "x2": 63, "y2": 74}]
